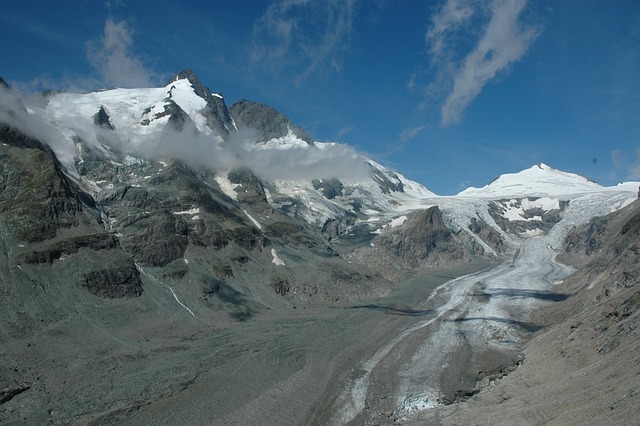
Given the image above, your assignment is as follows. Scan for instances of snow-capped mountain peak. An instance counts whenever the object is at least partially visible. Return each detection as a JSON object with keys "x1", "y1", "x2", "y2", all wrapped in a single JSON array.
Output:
[
  {"x1": 6, "y1": 71, "x2": 439, "y2": 236},
  {"x1": 457, "y1": 162, "x2": 603, "y2": 198},
  {"x1": 41, "y1": 68, "x2": 235, "y2": 142}
]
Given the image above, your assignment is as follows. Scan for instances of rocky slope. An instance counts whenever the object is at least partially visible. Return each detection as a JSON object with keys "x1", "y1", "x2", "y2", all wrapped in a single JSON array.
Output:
[
  {"x1": 229, "y1": 99, "x2": 313, "y2": 144},
  {"x1": 0, "y1": 123, "x2": 142, "y2": 298}
]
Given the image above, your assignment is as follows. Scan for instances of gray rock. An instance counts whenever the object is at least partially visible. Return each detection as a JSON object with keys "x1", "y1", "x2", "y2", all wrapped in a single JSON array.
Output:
[
  {"x1": 229, "y1": 100, "x2": 313, "y2": 145},
  {"x1": 92, "y1": 106, "x2": 114, "y2": 130},
  {"x1": 1, "y1": 124, "x2": 143, "y2": 298},
  {"x1": 312, "y1": 178, "x2": 344, "y2": 199},
  {"x1": 378, "y1": 207, "x2": 464, "y2": 268},
  {"x1": 468, "y1": 217, "x2": 505, "y2": 254},
  {"x1": 227, "y1": 168, "x2": 268, "y2": 205}
]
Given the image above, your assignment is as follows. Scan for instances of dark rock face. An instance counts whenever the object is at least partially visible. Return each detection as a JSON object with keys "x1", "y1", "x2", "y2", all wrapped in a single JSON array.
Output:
[
  {"x1": 621, "y1": 211, "x2": 640, "y2": 236},
  {"x1": 265, "y1": 221, "x2": 304, "y2": 238},
  {"x1": 0, "y1": 124, "x2": 143, "y2": 298},
  {"x1": 468, "y1": 217, "x2": 505, "y2": 254},
  {"x1": 77, "y1": 267, "x2": 141, "y2": 298},
  {"x1": 120, "y1": 211, "x2": 189, "y2": 267},
  {"x1": 18, "y1": 234, "x2": 119, "y2": 264},
  {"x1": 312, "y1": 178, "x2": 344, "y2": 199},
  {"x1": 0, "y1": 124, "x2": 82, "y2": 242},
  {"x1": 68, "y1": 248, "x2": 143, "y2": 298},
  {"x1": 321, "y1": 215, "x2": 356, "y2": 240},
  {"x1": 229, "y1": 99, "x2": 313, "y2": 145},
  {"x1": 0, "y1": 379, "x2": 29, "y2": 405},
  {"x1": 384, "y1": 207, "x2": 462, "y2": 266},
  {"x1": 564, "y1": 216, "x2": 608, "y2": 257},
  {"x1": 488, "y1": 198, "x2": 568, "y2": 235},
  {"x1": 100, "y1": 162, "x2": 270, "y2": 266},
  {"x1": 265, "y1": 220, "x2": 336, "y2": 256},
  {"x1": 0, "y1": 76, "x2": 10, "y2": 89},
  {"x1": 270, "y1": 275, "x2": 290, "y2": 296},
  {"x1": 368, "y1": 207, "x2": 468, "y2": 272},
  {"x1": 227, "y1": 168, "x2": 268, "y2": 205},
  {"x1": 93, "y1": 106, "x2": 114, "y2": 130}
]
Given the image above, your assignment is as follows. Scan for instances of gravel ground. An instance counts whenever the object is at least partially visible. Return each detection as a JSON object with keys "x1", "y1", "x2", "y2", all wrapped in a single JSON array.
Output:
[{"x1": 0, "y1": 248, "x2": 491, "y2": 425}]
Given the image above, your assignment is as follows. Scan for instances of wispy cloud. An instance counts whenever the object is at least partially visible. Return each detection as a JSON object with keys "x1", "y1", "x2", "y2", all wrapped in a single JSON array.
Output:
[
  {"x1": 0, "y1": 86, "x2": 75, "y2": 165},
  {"x1": 0, "y1": 10, "x2": 76, "y2": 46},
  {"x1": 427, "y1": 0, "x2": 475, "y2": 61},
  {"x1": 631, "y1": 148, "x2": 640, "y2": 179},
  {"x1": 112, "y1": 125, "x2": 371, "y2": 181},
  {"x1": 251, "y1": 0, "x2": 357, "y2": 85},
  {"x1": 611, "y1": 149, "x2": 625, "y2": 168},
  {"x1": 398, "y1": 125, "x2": 427, "y2": 143},
  {"x1": 424, "y1": 0, "x2": 540, "y2": 126},
  {"x1": 334, "y1": 124, "x2": 356, "y2": 140},
  {"x1": 376, "y1": 125, "x2": 428, "y2": 159},
  {"x1": 611, "y1": 148, "x2": 640, "y2": 180},
  {"x1": 86, "y1": 19, "x2": 156, "y2": 88}
]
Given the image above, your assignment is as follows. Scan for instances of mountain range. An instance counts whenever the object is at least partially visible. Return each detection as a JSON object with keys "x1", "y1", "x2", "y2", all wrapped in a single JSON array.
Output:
[{"x1": 0, "y1": 70, "x2": 638, "y2": 424}]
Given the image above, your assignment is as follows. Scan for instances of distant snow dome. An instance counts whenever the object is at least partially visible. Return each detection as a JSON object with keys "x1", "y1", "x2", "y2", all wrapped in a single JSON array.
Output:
[{"x1": 458, "y1": 163, "x2": 603, "y2": 198}]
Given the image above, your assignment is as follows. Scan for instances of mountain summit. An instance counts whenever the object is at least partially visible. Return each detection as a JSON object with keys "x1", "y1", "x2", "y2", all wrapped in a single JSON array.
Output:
[
  {"x1": 167, "y1": 69, "x2": 235, "y2": 136},
  {"x1": 458, "y1": 162, "x2": 603, "y2": 198}
]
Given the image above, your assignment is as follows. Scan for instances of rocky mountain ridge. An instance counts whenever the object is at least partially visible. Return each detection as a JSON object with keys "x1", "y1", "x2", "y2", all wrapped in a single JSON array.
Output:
[{"x1": 1, "y1": 69, "x2": 637, "y2": 305}]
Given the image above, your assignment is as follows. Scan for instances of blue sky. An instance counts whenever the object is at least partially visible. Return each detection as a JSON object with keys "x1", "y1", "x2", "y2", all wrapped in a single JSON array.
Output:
[{"x1": 1, "y1": 0, "x2": 639, "y2": 195}]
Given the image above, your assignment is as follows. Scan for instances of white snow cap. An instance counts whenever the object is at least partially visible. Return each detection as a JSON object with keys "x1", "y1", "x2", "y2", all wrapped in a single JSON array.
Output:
[{"x1": 458, "y1": 163, "x2": 603, "y2": 198}]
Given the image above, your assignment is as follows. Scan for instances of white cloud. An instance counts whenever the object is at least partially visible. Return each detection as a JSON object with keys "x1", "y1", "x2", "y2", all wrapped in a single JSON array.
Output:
[
  {"x1": 425, "y1": 0, "x2": 540, "y2": 126},
  {"x1": 611, "y1": 149, "x2": 625, "y2": 168},
  {"x1": 376, "y1": 125, "x2": 428, "y2": 158},
  {"x1": 335, "y1": 124, "x2": 356, "y2": 140},
  {"x1": 86, "y1": 19, "x2": 155, "y2": 88},
  {"x1": 251, "y1": 0, "x2": 356, "y2": 84},
  {"x1": 427, "y1": 0, "x2": 475, "y2": 61},
  {"x1": 129, "y1": 124, "x2": 370, "y2": 182},
  {"x1": 398, "y1": 125, "x2": 427, "y2": 143},
  {"x1": 0, "y1": 86, "x2": 75, "y2": 166},
  {"x1": 611, "y1": 148, "x2": 640, "y2": 180},
  {"x1": 632, "y1": 148, "x2": 640, "y2": 179}
]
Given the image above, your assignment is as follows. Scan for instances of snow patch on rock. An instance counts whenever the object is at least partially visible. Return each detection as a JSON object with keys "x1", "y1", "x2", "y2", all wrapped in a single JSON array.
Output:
[
  {"x1": 215, "y1": 171, "x2": 241, "y2": 201},
  {"x1": 271, "y1": 249, "x2": 285, "y2": 266},
  {"x1": 243, "y1": 209, "x2": 262, "y2": 229}
]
